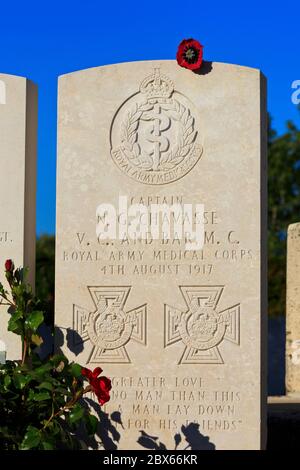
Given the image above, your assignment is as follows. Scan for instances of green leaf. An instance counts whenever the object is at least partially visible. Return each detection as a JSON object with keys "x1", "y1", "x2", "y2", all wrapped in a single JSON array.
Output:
[
  {"x1": 85, "y1": 414, "x2": 98, "y2": 435},
  {"x1": 70, "y1": 363, "x2": 82, "y2": 378},
  {"x1": 37, "y1": 381, "x2": 53, "y2": 391},
  {"x1": 0, "y1": 284, "x2": 9, "y2": 298},
  {"x1": 20, "y1": 425, "x2": 41, "y2": 450},
  {"x1": 25, "y1": 310, "x2": 44, "y2": 332},
  {"x1": 31, "y1": 353, "x2": 45, "y2": 368},
  {"x1": 45, "y1": 419, "x2": 61, "y2": 436},
  {"x1": 7, "y1": 316, "x2": 23, "y2": 335},
  {"x1": 33, "y1": 362, "x2": 53, "y2": 377},
  {"x1": 54, "y1": 386, "x2": 72, "y2": 397},
  {"x1": 51, "y1": 354, "x2": 68, "y2": 368},
  {"x1": 68, "y1": 404, "x2": 84, "y2": 424},
  {"x1": 0, "y1": 425, "x2": 16, "y2": 440},
  {"x1": 20, "y1": 266, "x2": 29, "y2": 282},
  {"x1": 32, "y1": 391, "x2": 51, "y2": 401},
  {"x1": 42, "y1": 441, "x2": 54, "y2": 450},
  {"x1": 11, "y1": 285, "x2": 23, "y2": 298},
  {"x1": 3, "y1": 375, "x2": 11, "y2": 389},
  {"x1": 31, "y1": 334, "x2": 43, "y2": 346},
  {"x1": 13, "y1": 372, "x2": 31, "y2": 389}
]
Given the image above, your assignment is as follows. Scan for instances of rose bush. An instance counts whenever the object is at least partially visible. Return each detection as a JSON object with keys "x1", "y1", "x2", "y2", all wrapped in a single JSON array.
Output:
[{"x1": 0, "y1": 260, "x2": 111, "y2": 450}]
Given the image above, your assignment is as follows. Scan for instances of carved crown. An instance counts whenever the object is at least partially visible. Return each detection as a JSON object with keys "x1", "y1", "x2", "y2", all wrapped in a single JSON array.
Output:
[{"x1": 140, "y1": 68, "x2": 174, "y2": 99}]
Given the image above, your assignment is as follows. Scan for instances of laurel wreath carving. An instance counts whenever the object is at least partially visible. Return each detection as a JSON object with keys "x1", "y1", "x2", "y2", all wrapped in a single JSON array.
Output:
[{"x1": 120, "y1": 99, "x2": 197, "y2": 171}]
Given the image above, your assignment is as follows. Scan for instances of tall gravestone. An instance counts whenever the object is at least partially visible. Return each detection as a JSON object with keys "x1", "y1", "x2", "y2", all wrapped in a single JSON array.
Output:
[
  {"x1": 56, "y1": 61, "x2": 267, "y2": 449},
  {"x1": 0, "y1": 73, "x2": 37, "y2": 359},
  {"x1": 286, "y1": 222, "x2": 300, "y2": 393}
]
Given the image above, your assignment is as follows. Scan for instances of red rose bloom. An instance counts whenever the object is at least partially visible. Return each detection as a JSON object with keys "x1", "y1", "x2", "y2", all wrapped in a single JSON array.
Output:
[
  {"x1": 176, "y1": 38, "x2": 203, "y2": 71},
  {"x1": 5, "y1": 259, "x2": 14, "y2": 272},
  {"x1": 81, "y1": 367, "x2": 112, "y2": 405}
]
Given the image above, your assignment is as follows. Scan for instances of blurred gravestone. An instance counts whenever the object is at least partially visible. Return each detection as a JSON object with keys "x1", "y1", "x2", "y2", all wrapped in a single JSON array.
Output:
[
  {"x1": 0, "y1": 74, "x2": 37, "y2": 359},
  {"x1": 286, "y1": 223, "x2": 300, "y2": 393}
]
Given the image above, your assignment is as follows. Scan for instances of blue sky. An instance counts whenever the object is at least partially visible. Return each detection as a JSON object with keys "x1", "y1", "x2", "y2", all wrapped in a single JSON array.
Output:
[{"x1": 0, "y1": 0, "x2": 299, "y2": 234}]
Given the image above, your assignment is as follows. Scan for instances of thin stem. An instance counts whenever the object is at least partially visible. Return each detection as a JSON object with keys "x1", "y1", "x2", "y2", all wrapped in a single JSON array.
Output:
[
  {"x1": 42, "y1": 403, "x2": 55, "y2": 430},
  {"x1": 21, "y1": 339, "x2": 27, "y2": 366},
  {"x1": 41, "y1": 386, "x2": 91, "y2": 432},
  {"x1": 0, "y1": 293, "x2": 15, "y2": 307}
]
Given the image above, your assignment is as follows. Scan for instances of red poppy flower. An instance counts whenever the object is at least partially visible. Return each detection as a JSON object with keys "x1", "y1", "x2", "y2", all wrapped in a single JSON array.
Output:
[
  {"x1": 81, "y1": 367, "x2": 112, "y2": 405},
  {"x1": 5, "y1": 259, "x2": 14, "y2": 272},
  {"x1": 176, "y1": 38, "x2": 203, "y2": 71}
]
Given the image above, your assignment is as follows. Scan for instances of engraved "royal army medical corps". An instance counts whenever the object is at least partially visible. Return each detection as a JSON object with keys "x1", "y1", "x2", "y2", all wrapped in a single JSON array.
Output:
[{"x1": 110, "y1": 68, "x2": 203, "y2": 185}]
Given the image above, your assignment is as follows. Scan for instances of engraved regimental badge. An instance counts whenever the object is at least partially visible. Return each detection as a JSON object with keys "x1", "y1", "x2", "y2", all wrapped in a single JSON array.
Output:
[{"x1": 110, "y1": 68, "x2": 203, "y2": 185}]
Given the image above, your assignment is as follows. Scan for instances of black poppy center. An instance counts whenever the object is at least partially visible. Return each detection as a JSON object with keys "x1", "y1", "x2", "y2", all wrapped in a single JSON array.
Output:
[{"x1": 184, "y1": 46, "x2": 199, "y2": 63}]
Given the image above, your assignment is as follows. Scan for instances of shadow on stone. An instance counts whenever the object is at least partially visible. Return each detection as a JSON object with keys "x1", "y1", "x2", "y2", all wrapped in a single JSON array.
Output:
[
  {"x1": 137, "y1": 423, "x2": 215, "y2": 450},
  {"x1": 66, "y1": 328, "x2": 84, "y2": 356},
  {"x1": 193, "y1": 61, "x2": 213, "y2": 76},
  {"x1": 54, "y1": 325, "x2": 64, "y2": 354},
  {"x1": 181, "y1": 423, "x2": 215, "y2": 450},
  {"x1": 54, "y1": 326, "x2": 84, "y2": 356},
  {"x1": 85, "y1": 398, "x2": 121, "y2": 450},
  {"x1": 35, "y1": 323, "x2": 53, "y2": 359},
  {"x1": 137, "y1": 431, "x2": 167, "y2": 450},
  {"x1": 110, "y1": 411, "x2": 125, "y2": 429},
  {"x1": 68, "y1": 398, "x2": 216, "y2": 450}
]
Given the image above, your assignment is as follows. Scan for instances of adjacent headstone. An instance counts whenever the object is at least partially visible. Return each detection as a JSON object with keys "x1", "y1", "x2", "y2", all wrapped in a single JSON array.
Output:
[
  {"x1": 0, "y1": 74, "x2": 37, "y2": 359},
  {"x1": 286, "y1": 223, "x2": 300, "y2": 393},
  {"x1": 56, "y1": 61, "x2": 267, "y2": 449}
]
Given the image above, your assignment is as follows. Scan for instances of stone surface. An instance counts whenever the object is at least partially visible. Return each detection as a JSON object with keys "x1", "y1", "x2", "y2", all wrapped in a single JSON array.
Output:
[
  {"x1": 286, "y1": 223, "x2": 300, "y2": 393},
  {"x1": 55, "y1": 60, "x2": 267, "y2": 450},
  {"x1": 0, "y1": 73, "x2": 37, "y2": 359}
]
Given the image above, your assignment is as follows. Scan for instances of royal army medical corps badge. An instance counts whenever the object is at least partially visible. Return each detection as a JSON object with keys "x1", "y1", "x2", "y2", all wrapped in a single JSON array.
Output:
[{"x1": 110, "y1": 68, "x2": 203, "y2": 185}]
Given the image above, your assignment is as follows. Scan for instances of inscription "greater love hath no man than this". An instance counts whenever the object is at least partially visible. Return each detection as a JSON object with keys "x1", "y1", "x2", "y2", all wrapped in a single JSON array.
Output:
[{"x1": 110, "y1": 68, "x2": 203, "y2": 185}]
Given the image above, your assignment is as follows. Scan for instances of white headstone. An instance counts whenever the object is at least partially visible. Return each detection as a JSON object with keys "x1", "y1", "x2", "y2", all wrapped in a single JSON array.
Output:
[
  {"x1": 0, "y1": 73, "x2": 37, "y2": 359},
  {"x1": 286, "y1": 223, "x2": 300, "y2": 393},
  {"x1": 55, "y1": 61, "x2": 267, "y2": 449}
]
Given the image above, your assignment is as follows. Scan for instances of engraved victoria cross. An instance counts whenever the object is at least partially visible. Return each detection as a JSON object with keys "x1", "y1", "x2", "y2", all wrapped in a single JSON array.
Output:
[
  {"x1": 73, "y1": 287, "x2": 147, "y2": 364},
  {"x1": 164, "y1": 286, "x2": 240, "y2": 364}
]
